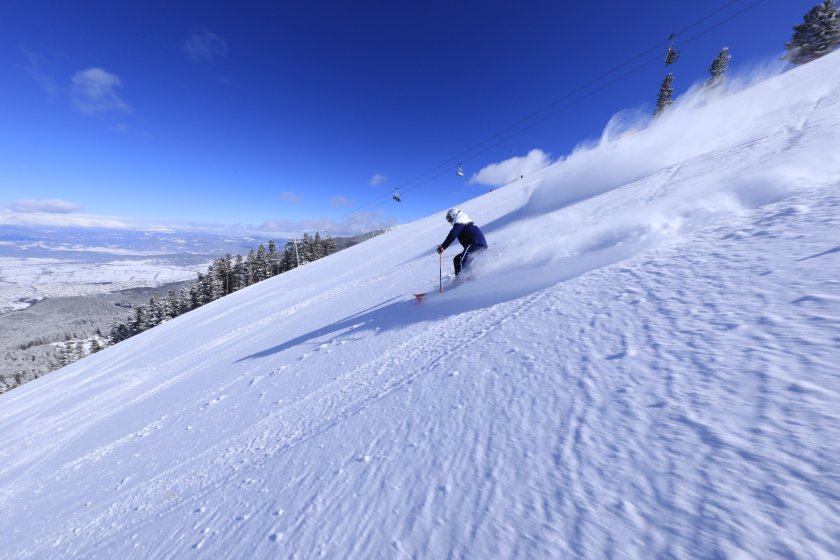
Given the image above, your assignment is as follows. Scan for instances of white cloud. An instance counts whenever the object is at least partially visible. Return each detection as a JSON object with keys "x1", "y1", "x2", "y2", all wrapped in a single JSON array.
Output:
[
  {"x1": 19, "y1": 49, "x2": 60, "y2": 97},
  {"x1": 183, "y1": 31, "x2": 229, "y2": 63},
  {"x1": 0, "y1": 204, "x2": 396, "y2": 239},
  {"x1": 469, "y1": 149, "x2": 552, "y2": 188},
  {"x1": 0, "y1": 208, "x2": 129, "y2": 229},
  {"x1": 329, "y1": 195, "x2": 351, "y2": 208},
  {"x1": 280, "y1": 192, "x2": 302, "y2": 204},
  {"x1": 70, "y1": 68, "x2": 132, "y2": 114},
  {"x1": 8, "y1": 199, "x2": 82, "y2": 214},
  {"x1": 369, "y1": 174, "x2": 388, "y2": 186}
]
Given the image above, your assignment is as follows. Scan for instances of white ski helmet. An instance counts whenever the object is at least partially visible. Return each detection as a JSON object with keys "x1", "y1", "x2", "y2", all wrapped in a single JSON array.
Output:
[{"x1": 445, "y1": 208, "x2": 471, "y2": 225}]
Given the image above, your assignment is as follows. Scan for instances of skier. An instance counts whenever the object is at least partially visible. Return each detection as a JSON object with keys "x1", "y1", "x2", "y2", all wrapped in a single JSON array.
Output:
[{"x1": 437, "y1": 208, "x2": 487, "y2": 277}]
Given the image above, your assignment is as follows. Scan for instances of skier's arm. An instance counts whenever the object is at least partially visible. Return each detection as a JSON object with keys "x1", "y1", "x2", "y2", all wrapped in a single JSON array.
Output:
[{"x1": 440, "y1": 223, "x2": 464, "y2": 250}]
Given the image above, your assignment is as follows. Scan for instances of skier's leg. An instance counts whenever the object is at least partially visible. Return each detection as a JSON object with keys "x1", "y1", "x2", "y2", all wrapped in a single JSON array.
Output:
[
  {"x1": 460, "y1": 245, "x2": 474, "y2": 272},
  {"x1": 453, "y1": 253, "x2": 463, "y2": 276}
]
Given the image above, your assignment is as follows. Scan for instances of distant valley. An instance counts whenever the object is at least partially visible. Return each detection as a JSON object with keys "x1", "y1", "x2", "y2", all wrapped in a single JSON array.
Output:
[{"x1": 0, "y1": 225, "x2": 276, "y2": 393}]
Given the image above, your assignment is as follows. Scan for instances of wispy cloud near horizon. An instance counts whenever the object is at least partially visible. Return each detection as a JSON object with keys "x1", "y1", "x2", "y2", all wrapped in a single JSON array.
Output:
[
  {"x1": 0, "y1": 204, "x2": 393, "y2": 239},
  {"x1": 8, "y1": 199, "x2": 83, "y2": 214},
  {"x1": 369, "y1": 174, "x2": 388, "y2": 186}
]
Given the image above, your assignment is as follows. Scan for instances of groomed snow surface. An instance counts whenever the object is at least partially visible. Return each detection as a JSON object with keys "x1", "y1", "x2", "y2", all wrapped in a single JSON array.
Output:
[{"x1": 2, "y1": 52, "x2": 840, "y2": 559}]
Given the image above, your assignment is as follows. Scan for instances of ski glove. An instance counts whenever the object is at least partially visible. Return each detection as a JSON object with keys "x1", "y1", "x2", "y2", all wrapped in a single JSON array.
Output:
[{"x1": 436, "y1": 245, "x2": 444, "y2": 254}]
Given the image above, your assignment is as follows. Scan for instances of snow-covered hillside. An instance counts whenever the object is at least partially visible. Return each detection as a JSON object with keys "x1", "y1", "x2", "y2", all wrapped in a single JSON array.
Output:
[{"x1": 1, "y1": 52, "x2": 839, "y2": 559}]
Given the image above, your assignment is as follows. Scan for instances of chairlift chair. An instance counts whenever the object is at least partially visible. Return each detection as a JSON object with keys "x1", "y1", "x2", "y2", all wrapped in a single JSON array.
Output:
[
  {"x1": 456, "y1": 163, "x2": 464, "y2": 177},
  {"x1": 664, "y1": 34, "x2": 679, "y2": 66}
]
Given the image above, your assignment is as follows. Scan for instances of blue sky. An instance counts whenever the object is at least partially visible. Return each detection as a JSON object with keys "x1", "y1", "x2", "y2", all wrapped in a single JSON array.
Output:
[{"x1": 0, "y1": 0, "x2": 818, "y2": 236}]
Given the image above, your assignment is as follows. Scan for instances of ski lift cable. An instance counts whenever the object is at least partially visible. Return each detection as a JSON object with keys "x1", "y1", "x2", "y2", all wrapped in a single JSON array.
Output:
[
  {"x1": 396, "y1": 0, "x2": 770, "y2": 198},
  {"x1": 337, "y1": 0, "x2": 767, "y2": 222},
  {"x1": 671, "y1": 0, "x2": 770, "y2": 51},
  {"x1": 378, "y1": 0, "x2": 749, "y2": 197}
]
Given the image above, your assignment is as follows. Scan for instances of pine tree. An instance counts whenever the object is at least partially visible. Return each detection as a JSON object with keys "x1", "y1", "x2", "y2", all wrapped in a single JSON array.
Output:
[
  {"x1": 300, "y1": 233, "x2": 316, "y2": 264},
  {"x1": 91, "y1": 338, "x2": 104, "y2": 353},
  {"x1": 189, "y1": 281, "x2": 202, "y2": 310},
  {"x1": 60, "y1": 341, "x2": 74, "y2": 367},
  {"x1": 165, "y1": 289, "x2": 179, "y2": 320},
  {"x1": 281, "y1": 241, "x2": 298, "y2": 271},
  {"x1": 243, "y1": 250, "x2": 254, "y2": 285},
  {"x1": 255, "y1": 243, "x2": 268, "y2": 282},
  {"x1": 232, "y1": 254, "x2": 246, "y2": 291},
  {"x1": 654, "y1": 73, "x2": 675, "y2": 117},
  {"x1": 267, "y1": 240, "x2": 280, "y2": 277},
  {"x1": 222, "y1": 254, "x2": 234, "y2": 294},
  {"x1": 706, "y1": 47, "x2": 732, "y2": 88},
  {"x1": 179, "y1": 286, "x2": 191, "y2": 314},
  {"x1": 129, "y1": 305, "x2": 147, "y2": 337},
  {"x1": 312, "y1": 232, "x2": 324, "y2": 260},
  {"x1": 784, "y1": 0, "x2": 840, "y2": 65},
  {"x1": 201, "y1": 262, "x2": 224, "y2": 301},
  {"x1": 147, "y1": 293, "x2": 164, "y2": 328},
  {"x1": 108, "y1": 319, "x2": 130, "y2": 344},
  {"x1": 321, "y1": 234, "x2": 336, "y2": 257}
]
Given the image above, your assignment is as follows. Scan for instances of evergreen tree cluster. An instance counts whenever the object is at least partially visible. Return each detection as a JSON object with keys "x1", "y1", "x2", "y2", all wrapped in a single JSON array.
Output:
[
  {"x1": 784, "y1": 0, "x2": 840, "y2": 65},
  {"x1": 58, "y1": 338, "x2": 105, "y2": 368},
  {"x1": 107, "y1": 234, "x2": 337, "y2": 345}
]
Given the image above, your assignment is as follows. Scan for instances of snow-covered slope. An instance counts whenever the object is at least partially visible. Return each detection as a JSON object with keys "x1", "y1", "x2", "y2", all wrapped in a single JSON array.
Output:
[{"x1": 1, "y1": 53, "x2": 839, "y2": 559}]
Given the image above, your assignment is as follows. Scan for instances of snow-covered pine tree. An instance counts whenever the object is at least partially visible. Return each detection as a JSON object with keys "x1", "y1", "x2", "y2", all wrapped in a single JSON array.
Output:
[
  {"x1": 165, "y1": 289, "x2": 179, "y2": 320},
  {"x1": 60, "y1": 341, "x2": 74, "y2": 367},
  {"x1": 189, "y1": 280, "x2": 202, "y2": 310},
  {"x1": 245, "y1": 250, "x2": 257, "y2": 286},
  {"x1": 179, "y1": 286, "x2": 191, "y2": 314},
  {"x1": 321, "y1": 233, "x2": 336, "y2": 256},
  {"x1": 312, "y1": 232, "x2": 324, "y2": 260},
  {"x1": 282, "y1": 240, "x2": 299, "y2": 271},
  {"x1": 222, "y1": 254, "x2": 234, "y2": 294},
  {"x1": 199, "y1": 264, "x2": 215, "y2": 303},
  {"x1": 300, "y1": 233, "x2": 316, "y2": 264},
  {"x1": 232, "y1": 254, "x2": 246, "y2": 291},
  {"x1": 706, "y1": 47, "x2": 732, "y2": 88},
  {"x1": 107, "y1": 319, "x2": 130, "y2": 344},
  {"x1": 268, "y1": 240, "x2": 280, "y2": 277},
  {"x1": 255, "y1": 244, "x2": 267, "y2": 282},
  {"x1": 90, "y1": 338, "x2": 103, "y2": 353},
  {"x1": 146, "y1": 293, "x2": 164, "y2": 328},
  {"x1": 784, "y1": 0, "x2": 840, "y2": 65},
  {"x1": 202, "y1": 262, "x2": 224, "y2": 301},
  {"x1": 129, "y1": 305, "x2": 147, "y2": 337},
  {"x1": 654, "y1": 73, "x2": 675, "y2": 117}
]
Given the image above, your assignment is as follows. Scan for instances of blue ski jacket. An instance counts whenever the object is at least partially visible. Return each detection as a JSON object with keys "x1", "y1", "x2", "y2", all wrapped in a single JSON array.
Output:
[{"x1": 440, "y1": 222, "x2": 487, "y2": 251}]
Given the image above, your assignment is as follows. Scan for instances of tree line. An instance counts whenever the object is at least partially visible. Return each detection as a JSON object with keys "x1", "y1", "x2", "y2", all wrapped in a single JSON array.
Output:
[{"x1": 106, "y1": 233, "x2": 336, "y2": 346}]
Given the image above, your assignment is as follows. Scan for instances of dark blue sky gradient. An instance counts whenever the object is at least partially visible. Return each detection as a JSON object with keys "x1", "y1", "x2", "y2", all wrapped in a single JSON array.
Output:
[{"x1": 0, "y1": 0, "x2": 818, "y2": 233}]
